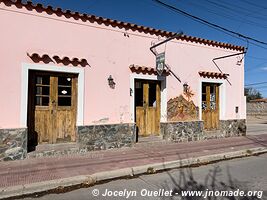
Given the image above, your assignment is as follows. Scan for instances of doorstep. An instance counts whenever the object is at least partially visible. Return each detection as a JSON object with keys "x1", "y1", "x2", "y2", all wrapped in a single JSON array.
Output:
[{"x1": 26, "y1": 142, "x2": 89, "y2": 159}]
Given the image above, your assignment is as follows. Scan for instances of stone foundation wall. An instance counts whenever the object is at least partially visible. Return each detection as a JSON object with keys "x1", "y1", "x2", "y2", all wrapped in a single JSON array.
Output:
[
  {"x1": 219, "y1": 119, "x2": 246, "y2": 137},
  {"x1": 161, "y1": 121, "x2": 204, "y2": 142},
  {"x1": 0, "y1": 128, "x2": 27, "y2": 161},
  {"x1": 77, "y1": 123, "x2": 136, "y2": 151},
  {"x1": 161, "y1": 119, "x2": 246, "y2": 142}
]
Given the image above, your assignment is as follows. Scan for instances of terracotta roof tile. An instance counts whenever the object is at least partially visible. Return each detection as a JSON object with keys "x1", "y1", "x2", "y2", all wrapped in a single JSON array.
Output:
[
  {"x1": 1, "y1": 0, "x2": 245, "y2": 52},
  {"x1": 199, "y1": 71, "x2": 229, "y2": 79},
  {"x1": 129, "y1": 64, "x2": 170, "y2": 75},
  {"x1": 249, "y1": 98, "x2": 267, "y2": 102},
  {"x1": 27, "y1": 52, "x2": 88, "y2": 67}
]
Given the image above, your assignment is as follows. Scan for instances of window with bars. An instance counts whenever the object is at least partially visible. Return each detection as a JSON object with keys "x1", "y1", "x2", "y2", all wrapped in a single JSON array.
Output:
[
  {"x1": 35, "y1": 75, "x2": 50, "y2": 106},
  {"x1": 58, "y1": 76, "x2": 72, "y2": 106}
]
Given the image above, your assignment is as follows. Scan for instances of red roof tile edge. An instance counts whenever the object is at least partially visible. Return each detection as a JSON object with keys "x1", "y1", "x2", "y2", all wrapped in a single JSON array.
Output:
[
  {"x1": 1, "y1": 0, "x2": 245, "y2": 52},
  {"x1": 27, "y1": 52, "x2": 88, "y2": 66},
  {"x1": 129, "y1": 64, "x2": 170, "y2": 75},
  {"x1": 199, "y1": 71, "x2": 229, "y2": 79}
]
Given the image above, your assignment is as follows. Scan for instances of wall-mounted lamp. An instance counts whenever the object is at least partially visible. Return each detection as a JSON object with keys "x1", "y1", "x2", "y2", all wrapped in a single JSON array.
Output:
[
  {"x1": 236, "y1": 56, "x2": 242, "y2": 66},
  {"x1": 108, "y1": 75, "x2": 116, "y2": 89},
  {"x1": 183, "y1": 82, "x2": 189, "y2": 93}
]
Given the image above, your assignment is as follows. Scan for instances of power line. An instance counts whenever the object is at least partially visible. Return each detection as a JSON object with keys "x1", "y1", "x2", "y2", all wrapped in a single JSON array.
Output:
[
  {"x1": 245, "y1": 81, "x2": 267, "y2": 86},
  {"x1": 252, "y1": 85, "x2": 267, "y2": 89},
  {"x1": 178, "y1": 0, "x2": 267, "y2": 30},
  {"x1": 242, "y1": 0, "x2": 267, "y2": 10},
  {"x1": 246, "y1": 55, "x2": 267, "y2": 61},
  {"x1": 245, "y1": 61, "x2": 267, "y2": 72},
  {"x1": 152, "y1": 0, "x2": 267, "y2": 47},
  {"x1": 204, "y1": 0, "x2": 267, "y2": 21}
]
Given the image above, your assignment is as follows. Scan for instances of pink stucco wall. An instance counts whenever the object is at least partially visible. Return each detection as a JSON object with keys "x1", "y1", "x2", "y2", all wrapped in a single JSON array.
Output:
[{"x1": 0, "y1": 4, "x2": 246, "y2": 129}]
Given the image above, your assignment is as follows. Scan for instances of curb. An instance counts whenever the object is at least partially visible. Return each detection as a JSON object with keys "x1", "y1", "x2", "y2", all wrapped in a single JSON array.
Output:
[{"x1": 1, "y1": 147, "x2": 266, "y2": 199}]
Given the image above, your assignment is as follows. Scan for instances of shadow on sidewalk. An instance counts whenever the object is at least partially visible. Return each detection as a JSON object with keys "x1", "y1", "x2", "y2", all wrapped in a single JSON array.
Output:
[
  {"x1": 160, "y1": 156, "x2": 265, "y2": 200},
  {"x1": 245, "y1": 136, "x2": 267, "y2": 147}
]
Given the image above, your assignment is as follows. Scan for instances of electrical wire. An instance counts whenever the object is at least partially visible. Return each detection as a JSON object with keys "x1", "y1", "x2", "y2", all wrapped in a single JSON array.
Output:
[
  {"x1": 242, "y1": 0, "x2": 267, "y2": 10},
  {"x1": 204, "y1": 0, "x2": 267, "y2": 21},
  {"x1": 152, "y1": 0, "x2": 267, "y2": 47},
  {"x1": 179, "y1": 0, "x2": 267, "y2": 30},
  {"x1": 245, "y1": 81, "x2": 267, "y2": 86},
  {"x1": 179, "y1": 1, "x2": 267, "y2": 29}
]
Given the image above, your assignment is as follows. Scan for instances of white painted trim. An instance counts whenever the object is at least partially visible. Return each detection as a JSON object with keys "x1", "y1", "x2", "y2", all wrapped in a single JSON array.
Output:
[
  {"x1": 130, "y1": 74, "x2": 167, "y2": 123},
  {"x1": 20, "y1": 63, "x2": 85, "y2": 127},
  {"x1": 199, "y1": 78, "x2": 226, "y2": 120}
]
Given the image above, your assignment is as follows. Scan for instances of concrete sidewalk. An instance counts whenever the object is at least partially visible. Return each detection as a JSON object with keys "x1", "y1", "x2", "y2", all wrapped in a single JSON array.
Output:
[{"x1": 0, "y1": 134, "x2": 267, "y2": 199}]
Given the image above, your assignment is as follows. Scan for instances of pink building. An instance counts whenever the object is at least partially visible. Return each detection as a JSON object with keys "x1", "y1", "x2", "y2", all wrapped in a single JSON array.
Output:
[{"x1": 0, "y1": 0, "x2": 246, "y2": 161}]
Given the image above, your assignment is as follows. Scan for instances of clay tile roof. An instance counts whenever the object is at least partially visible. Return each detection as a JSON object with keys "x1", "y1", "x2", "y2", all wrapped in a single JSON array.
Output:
[
  {"x1": 129, "y1": 64, "x2": 170, "y2": 75},
  {"x1": 198, "y1": 71, "x2": 229, "y2": 79},
  {"x1": 1, "y1": 0, "x2": 245, "y2": 52},
  {"x1": 27, "y1": 52, "x2": 88, "y2": 67}
]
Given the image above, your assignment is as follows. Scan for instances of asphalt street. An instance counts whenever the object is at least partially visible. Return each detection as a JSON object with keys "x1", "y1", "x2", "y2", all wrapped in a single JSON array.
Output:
[
  {"x1": 247, "y1": 124, "x2": 267, "y2": 135},
  {"x1": 23, "y1": 153, "x2": 267, "y2": 200},
  {"x1": 247, "y1": 116, "x2": 267, "y2": 136}
]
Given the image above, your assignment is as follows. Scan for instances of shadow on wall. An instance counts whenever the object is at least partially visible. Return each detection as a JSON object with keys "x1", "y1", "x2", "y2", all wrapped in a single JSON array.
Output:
[{"x1": 160, "y1": 158, "x2": 264, "y2": 200}]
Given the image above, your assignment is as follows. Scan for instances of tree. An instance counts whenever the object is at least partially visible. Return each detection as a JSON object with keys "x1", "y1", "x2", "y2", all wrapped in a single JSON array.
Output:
[{"x1": 244, "y1": 87, "x2": 263, "y2": 102}]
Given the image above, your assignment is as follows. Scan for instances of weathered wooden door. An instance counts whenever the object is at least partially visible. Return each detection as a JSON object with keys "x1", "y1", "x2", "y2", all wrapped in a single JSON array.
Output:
[
  {"x1": 202, "y1": 83, "x2": 219, "y2": 130},
  {"x1": 135, "y1": 80, "x2": 161, "y2": 136},
  {"x1": 28, "y1": 71, "x2": 77, "y2": 144}
]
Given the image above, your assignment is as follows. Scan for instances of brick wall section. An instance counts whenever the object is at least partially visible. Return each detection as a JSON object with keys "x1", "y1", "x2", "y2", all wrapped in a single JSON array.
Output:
[
  {"x1": 77, "y1": 123, "x2": 136, "y2": 151},
  {"x1": 0, "y1": 128, "x2": 27, "y2": 161}
]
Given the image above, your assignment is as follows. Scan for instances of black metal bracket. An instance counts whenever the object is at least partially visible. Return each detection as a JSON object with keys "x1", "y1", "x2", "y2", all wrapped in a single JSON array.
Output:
[
  {"x1": 150, "y1": 32, "x2": 183, "y2": 82},
  {"x1": 212, "y1": 48, "x2": 247, "y2": 86}
]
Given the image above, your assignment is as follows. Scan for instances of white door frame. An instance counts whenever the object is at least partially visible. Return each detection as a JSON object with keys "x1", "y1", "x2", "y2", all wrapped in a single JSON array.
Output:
[
  {"x1": 130, "y1": 74, "x2": 167, "y2": 123},
  {"x1": 20, "y1": 63, "x2": 85, "y2": 127},
  {"x1": 199, "y1": 78, "x2": 226, "y2": 121}
]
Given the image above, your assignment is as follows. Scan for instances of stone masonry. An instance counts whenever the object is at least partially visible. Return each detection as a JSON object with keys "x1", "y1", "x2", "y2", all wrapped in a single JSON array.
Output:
[
  {"x1": 161, "y1": 121, "x2": 204, "y2": 142},
  {"x1": 161, "y1": 119, "x2": 246, "y2": 143},
  {"x1": 219, "y1": 119, "x2": 246, "y2": 137},
  {"x1": 77, "y1": 123, "x2": 136, "y2": 151},
  {"x1": 0, "y1": 128, "x2": 27, "y2": 161}
]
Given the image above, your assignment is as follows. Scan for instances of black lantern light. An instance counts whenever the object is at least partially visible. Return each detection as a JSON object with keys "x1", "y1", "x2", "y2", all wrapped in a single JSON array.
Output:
[
  {"x1": 108, "y1": 75, "x2": 115, "y2": 89},
  {"x1": 183, "y1": 82, "x2": 189, "y2": 93}
]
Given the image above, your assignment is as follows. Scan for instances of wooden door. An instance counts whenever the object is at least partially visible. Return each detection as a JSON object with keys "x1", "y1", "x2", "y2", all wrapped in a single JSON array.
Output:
[
  {"x1": 28, "y1": 71, "x2": 78, "y2": 144},
  {"x1": 135, "y1": 80, "x2": 161, "y2": 137},
  {"x1": 202, "y1": 83, "x2": 219, "y2": 130}
]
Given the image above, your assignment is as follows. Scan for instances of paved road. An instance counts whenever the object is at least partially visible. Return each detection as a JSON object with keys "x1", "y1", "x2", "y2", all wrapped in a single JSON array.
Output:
[
  {"x1": 247, "y1": 116, "x2": 267, "y2": 136},
  {"x1": 247, "y1": 123, "x2": 267, "y2": 135},
  {"x1": 24, "y1": 154, "x2": 267, "y2": 200}
]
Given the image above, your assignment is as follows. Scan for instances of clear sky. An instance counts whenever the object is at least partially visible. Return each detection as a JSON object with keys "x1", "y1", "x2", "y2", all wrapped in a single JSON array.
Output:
[{"x1": 31, "y1": 0, "x2": 267, "y2": 97}]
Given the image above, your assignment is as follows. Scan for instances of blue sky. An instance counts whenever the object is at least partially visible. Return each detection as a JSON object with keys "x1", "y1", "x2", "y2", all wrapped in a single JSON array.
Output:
[{"x1": 31, "y1": 0, "x2": 267, "y2": 97}]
